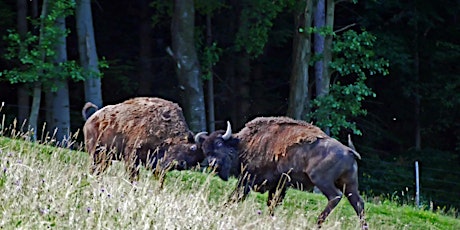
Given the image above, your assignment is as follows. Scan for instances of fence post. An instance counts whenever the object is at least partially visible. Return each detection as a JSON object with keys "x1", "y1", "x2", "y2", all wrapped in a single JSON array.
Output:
[{"x1": 415, "y1": 161, "x2": 420, "y2": 208}]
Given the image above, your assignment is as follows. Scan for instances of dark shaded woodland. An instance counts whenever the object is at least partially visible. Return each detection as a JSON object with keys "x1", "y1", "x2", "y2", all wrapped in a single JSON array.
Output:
[{"x1": 0, "y1": 0, "x2": 459, "y2": 212}]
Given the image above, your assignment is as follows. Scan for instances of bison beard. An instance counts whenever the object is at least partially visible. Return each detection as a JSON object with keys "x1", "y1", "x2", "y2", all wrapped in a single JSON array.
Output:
[
  {"x1": 82, "y1": 97, "x2": 205, "y2": 180},
  {"x1": 197, "y1": 117, "x2": 368, "y2": 229}
]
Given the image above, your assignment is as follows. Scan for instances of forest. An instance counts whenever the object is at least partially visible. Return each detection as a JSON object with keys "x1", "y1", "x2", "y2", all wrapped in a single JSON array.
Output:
[{"x1": 0, "y1": 0, "x2": 459, "y2": 213}]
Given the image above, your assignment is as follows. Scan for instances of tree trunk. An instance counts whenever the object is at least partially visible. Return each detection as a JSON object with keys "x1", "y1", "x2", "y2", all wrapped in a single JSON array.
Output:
[
  {"x1": 47, "y1": 15, "x2": 70, "y2": 145},
  {"x1": 46, "y1": 81, "x2": 70, "y2": 145},
  {"x1": 137, "y1": 0, "x2": 153, "y2": 95},
  {"x1": 206, "y1": 14, "x2": 215, "y2": 132},
  {"x1": 28, "y1": 0, "x2": 49, "y2": 141},
  {"x1": 171, "y1": 0, "x2": 206, "y2": 132},
  {"x1": 287, "y1": 0, "x2": 313, "y2": 120},
  {"x1": 29, "y1": 82, "x2": 41, "y2": 141},
  {"x1": 234, "y1": 53, "x2": 251, "y2": 126},
  {"x1": 315, "y1": 0, "x2": 334, "y2": 134},
  {"x1": 17, "y1": 86, "x2": 30, "y2": 130},
  {"x1": 16, "y1": 0, "x2": 30, "y2": 129},
  {"x1": 314, "y1": 0, "x2": 325, "y2": 95},
  {"x1": 317, "y1": 0, "x2": 334, "y2": 98},
  {"x1": 76, "y1": 0, "x2": 103, "y2": 108},
  {"x1": 413, "y1": 6, "x2": 421, "y2": 151}
]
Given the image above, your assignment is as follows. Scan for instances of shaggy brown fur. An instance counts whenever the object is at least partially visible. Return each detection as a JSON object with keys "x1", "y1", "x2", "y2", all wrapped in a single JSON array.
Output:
[
  {"x1": 83, "y1": 97, "x2": 204, "y2": 180},
  {"x1": 198, "y1": 116, "x2": 367, "y2": 229},
  {"x1": 237, "y1": 116, "x2": 327, "y2": 161}
]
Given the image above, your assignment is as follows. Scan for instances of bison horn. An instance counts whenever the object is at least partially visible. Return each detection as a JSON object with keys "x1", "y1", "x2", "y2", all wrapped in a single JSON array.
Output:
[
  {"x1": 222, "y1": 121, "x2": 232, "y2": 140},
  {"x1": 194, "y1": 131, "x2": 208, "y2": 143}
]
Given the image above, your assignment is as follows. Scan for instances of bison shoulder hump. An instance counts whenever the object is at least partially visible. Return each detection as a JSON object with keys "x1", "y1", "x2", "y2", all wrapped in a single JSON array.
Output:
[{"x1": 238, "y1": 116, "x2": 327, "y2": 161}]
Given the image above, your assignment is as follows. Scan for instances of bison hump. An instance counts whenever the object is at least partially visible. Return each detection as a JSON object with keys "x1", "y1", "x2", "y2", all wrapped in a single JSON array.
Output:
[
  {"x1": 103, "y1": 97, "x2": 191, "y2": 146},
  {"x1": 238, "y1": 116, "x2": 327, "y2": 161}
]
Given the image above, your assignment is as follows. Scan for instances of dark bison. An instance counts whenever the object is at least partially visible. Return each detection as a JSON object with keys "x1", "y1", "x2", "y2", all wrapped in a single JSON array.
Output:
[
  {"x1": 197, "y1": 116, "x2": 367, "y2": 229},
  {"x1": 82, "y1": 97, "x2": 205, "y2": 180}
]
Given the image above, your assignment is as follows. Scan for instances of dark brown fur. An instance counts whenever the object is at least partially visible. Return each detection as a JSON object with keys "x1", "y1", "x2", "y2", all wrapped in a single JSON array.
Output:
[
  {"x1": 198, "y1": 116, "x2": 367, "y2": 229},
  {"x1": 236, "y1": 116, "x2": 330, "y2": 161},
  {"x1": 83, "y1": 97, "x2": 204, "y2": 180}
]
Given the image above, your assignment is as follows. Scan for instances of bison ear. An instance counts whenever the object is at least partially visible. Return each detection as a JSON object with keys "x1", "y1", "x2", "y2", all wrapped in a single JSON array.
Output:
[
  {"x1": 186, "y1": 133, "x2": 195, "y2": 143},
  {"x1": 226, "y1": 137, "x2": 240, "y2": 147}
]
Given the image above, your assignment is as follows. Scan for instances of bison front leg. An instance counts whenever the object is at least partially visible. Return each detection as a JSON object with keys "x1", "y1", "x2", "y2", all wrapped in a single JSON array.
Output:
[
  {"x1": 124, "y1": 150, "x2": 141, "y2": 182},
  {"x1": 267, "y1": 186, "x2": 287, "y2": 216},
  {"x1": 227, "y1": 172, "x2": 252, "y2": 205}
]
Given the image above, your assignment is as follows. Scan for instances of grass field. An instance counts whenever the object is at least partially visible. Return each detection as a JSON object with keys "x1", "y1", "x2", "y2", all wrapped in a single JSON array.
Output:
[{"x1": 0, "y1": 136, "x2": 459, "y2": 229}]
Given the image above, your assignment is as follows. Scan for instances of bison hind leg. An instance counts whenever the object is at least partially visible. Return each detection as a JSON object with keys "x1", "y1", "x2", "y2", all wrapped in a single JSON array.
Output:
[
  {"x1": 90, "y1": 147, "x2": 112, "y2": 176},
  {"x1": 344, "y1": 183, "x2": 368, "y2": 229},
  {"x1": 314, "y1": 182, "x2": 343, "y2": 227}
]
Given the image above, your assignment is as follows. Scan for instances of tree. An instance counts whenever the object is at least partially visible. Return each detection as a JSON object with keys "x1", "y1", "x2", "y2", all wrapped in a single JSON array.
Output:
[
  {"x1": 28, "y1": 0, "x2": 48, "y2": 141},
  {"x1": 45, "y1": 13, "x2": 71, "y2": 145},
  {"x1": 358, "y1": 0, "x2": 460, "y2": 151},
  {"x1": 169, "y1": 0, "x2": 206, "y2": 132},
  {"x1": 2, "y1": 0, "x2": 83, "y2": 141},
  {"x1": 312, "y1": 0, "x2": 325, "y2": 114},
  {"x1": 220, "y1": 0, "x2": 289, "y2": 128},
  {"x1": 76, "y1": 0, "x2": 103, "y2": 108},
  {"x1": 312, "y1": 0, "x2": 334, "y2": 134},
  {"x1": 287, "y1": 0, "x2": 389, "y2": 136},
  {"x1": 16, "y1": 0, "x2": 30, "y2": 128},
  {"x1": 308, "y1": 30, "x2": 389, "y2": 136},
  {"x1": 195, "y1": 0, "x2": 224, "y2": 132},
  {"x1": 287, "y1": 0, "x2": 313, "y2": 120},
  {"x1": 137, "y1": 0, "x2": 153, "y2": 95}
]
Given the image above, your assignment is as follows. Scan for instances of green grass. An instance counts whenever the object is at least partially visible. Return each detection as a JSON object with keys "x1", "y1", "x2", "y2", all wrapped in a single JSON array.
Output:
[{"x1": 0, "y1": 136, "x2": 459, "y2": 229}]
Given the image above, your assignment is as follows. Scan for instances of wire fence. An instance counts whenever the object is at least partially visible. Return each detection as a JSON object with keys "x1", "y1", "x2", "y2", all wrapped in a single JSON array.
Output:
[{"x1": 359, "y1": 158, "x2": 460, "y2": 214}]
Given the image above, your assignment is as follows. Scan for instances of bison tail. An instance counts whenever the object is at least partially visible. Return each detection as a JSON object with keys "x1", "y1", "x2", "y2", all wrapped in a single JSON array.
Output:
[
  {"x1": 348, "y1": 134, "x2": 361, "y2": 160},
  {"x1": 348, "y1": 134, "x2": 356, "y2": 151},
  {"x1": 82, "y1": 102, "x2": 99, "y2": 121}
]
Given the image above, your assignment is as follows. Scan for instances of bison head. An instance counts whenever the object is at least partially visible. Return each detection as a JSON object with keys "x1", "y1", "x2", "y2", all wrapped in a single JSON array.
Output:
[
  {"x1": 160, "y1": 134, "x2": 205, "y2": 170},
  {"x1": 196, "y1": 121, "x2": 240, "y2": 180}
]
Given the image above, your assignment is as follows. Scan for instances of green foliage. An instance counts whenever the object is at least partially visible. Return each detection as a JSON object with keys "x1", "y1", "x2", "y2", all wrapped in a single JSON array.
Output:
[
  {"x1": 331, "y1": 30, "x2": 389, "y2": 77},
  {"x1": 195, "y1": 0, "x2": 226, "y2": 16},
  {"x1": 0, "y1": 0, "x2": 86, "y2": 89},
  {"x1": 150, "y1": 0, "x2": 173, "y2": 28},
  {"x1": 421, "y1": 40, "x2": 460, "y2": 151},
  {"x1": 193, "y1": 1, "x2": 226, "y2": 81},
  {"x1": 200, "y1": 42, "x2": 222, "y2": 80},
  {"x1": 0, "y1": 1, "x2": 14, "y2": 36},
  {"x1": 308, "y1": 30, "x2": 389, "y2": 136},
  {"x1": 235, "y1": 0, "x2": 292, "y2": 57},
  {"x1": 308, "y1": 81, "x2": 372, "y2": 136}
]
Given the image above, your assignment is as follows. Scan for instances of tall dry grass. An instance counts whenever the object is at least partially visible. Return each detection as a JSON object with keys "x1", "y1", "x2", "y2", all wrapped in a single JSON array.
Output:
[{"x1": 0, "y1": 135, "x2": 367, "y2": 229}]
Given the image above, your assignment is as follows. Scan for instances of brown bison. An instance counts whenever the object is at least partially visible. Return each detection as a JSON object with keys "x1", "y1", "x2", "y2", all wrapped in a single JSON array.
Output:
[
  {"x1": 82, "y1": 97, "x2": 205, "y2": 180},
  {"x1": 196, "y1": 116, "x2": 367, "y2": 229}
]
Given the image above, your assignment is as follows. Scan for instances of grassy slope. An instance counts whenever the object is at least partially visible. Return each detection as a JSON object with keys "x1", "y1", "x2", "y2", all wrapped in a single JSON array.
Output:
[{"x1": 0, "y1": 136, "x2": 459, "y2": 229}]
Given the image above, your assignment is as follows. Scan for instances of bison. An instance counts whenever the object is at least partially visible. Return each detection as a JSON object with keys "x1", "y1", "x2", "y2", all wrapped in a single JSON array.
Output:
[
  {"x1": 82, "y1": 97, "x2": 205, "y2": 180},
  {"x1": 196, "y1": 116, "x2": 368, "y2": 229}
]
